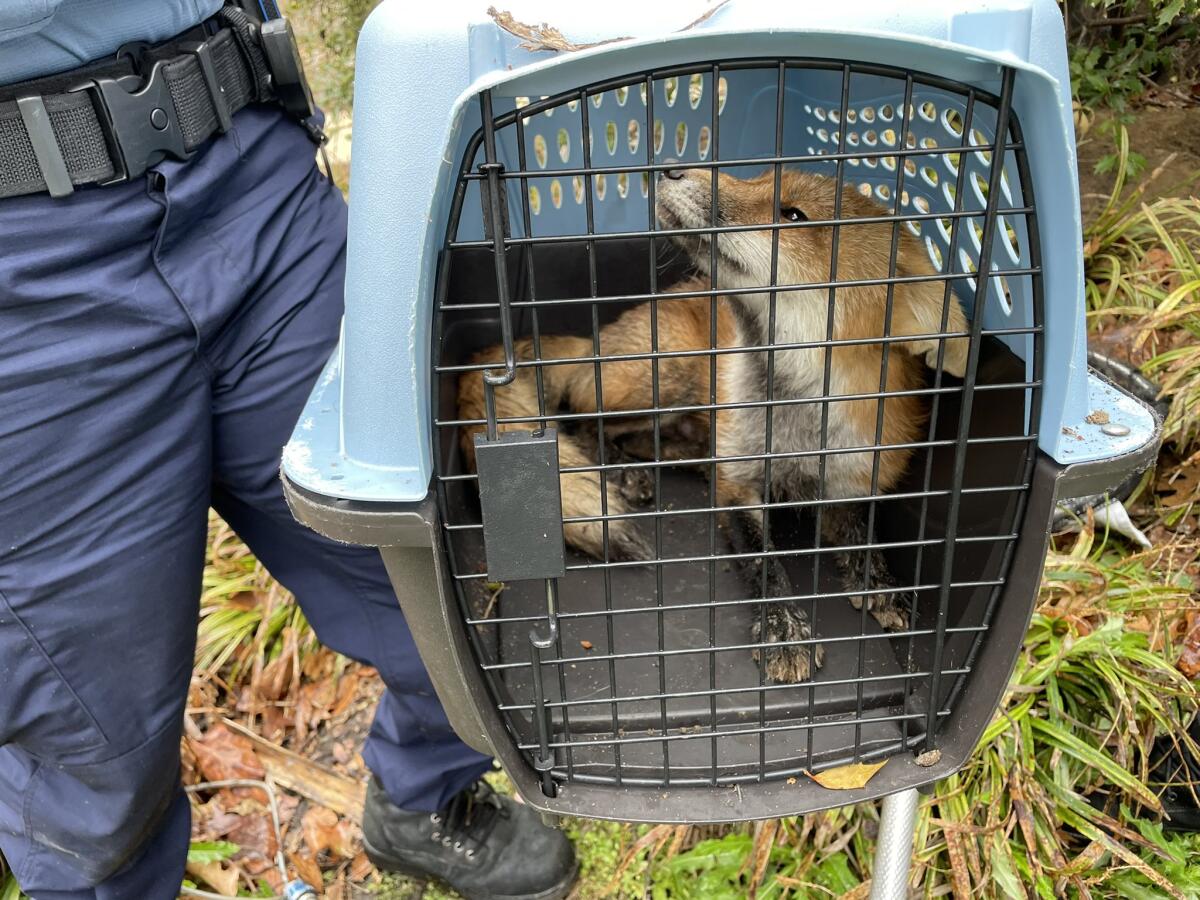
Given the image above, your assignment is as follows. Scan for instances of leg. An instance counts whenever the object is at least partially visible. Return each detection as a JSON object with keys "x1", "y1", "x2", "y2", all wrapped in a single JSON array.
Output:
[
  {"x1": 199, "y1": 114, "x2": 491, "y2": 811},
  {"x1": 868, "y1": 789, "x2": 920, "y2": 900},
  {"x1": 822, "y1": 504, "x2": 911, "y2": 631},
  {"x1": 716, "y1": 472, "x2": 823, "y2": 682},
  {"x1": 0, "y1": 176, "x2": 212, "y2": 897}
]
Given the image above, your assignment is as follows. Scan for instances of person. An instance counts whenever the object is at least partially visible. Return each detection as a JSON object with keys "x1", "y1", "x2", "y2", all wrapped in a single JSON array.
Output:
[{"x1": 0, "y1": 2, "x2": 577, "y2": 898}]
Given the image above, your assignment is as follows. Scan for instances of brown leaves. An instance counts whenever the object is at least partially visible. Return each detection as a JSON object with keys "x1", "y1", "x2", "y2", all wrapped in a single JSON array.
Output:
[
  {"x1": 1176, "y1": 608, "x2": 1200, "y2": 679},
  {"x1": 301, "y1": 806, "x2": 359, "y2": 860},
  {"x1": 186, "y1": 859, "x2": 241, "y2": 897}
]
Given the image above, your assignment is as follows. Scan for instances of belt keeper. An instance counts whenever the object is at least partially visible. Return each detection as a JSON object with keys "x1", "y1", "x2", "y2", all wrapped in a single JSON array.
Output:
[
  {"x1": 183, "y1": 41, "x2": 233, "y2": 133},
  {"x1": 16, "y1": 96, "x2": 74, "y2": 198}
]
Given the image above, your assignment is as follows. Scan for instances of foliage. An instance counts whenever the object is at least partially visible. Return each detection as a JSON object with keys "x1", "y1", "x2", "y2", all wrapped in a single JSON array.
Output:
[{"x1": 1064, "y1": 0, "x2": 1199, "y2": 111}]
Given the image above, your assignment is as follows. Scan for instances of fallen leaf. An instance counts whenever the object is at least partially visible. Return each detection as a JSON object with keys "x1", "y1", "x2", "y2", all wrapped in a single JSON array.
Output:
[
  {"x1": 786, "y1": 777, "x2": 797, "y2": 785},
  {"x1": 806, "y1": 761, "x2": 887, "y2": 790},
  {"x1": 288, "y1": 851, "x2": 324, "y2": 890},
  {"x1": 349, "y1": 850, "x2": 374, "y2": 881},
  {"x1": 302, "y1": 806, "x2": 359, "y2": 860},
  {"x1": 1178, "y1": 614, "x2": 1200, "y2": 680},
  {"x1": 185, "y1": 859, "x2": 240, "y2": 897},
  {"x1": 580, "y1": 640, "x2": 594, "y2": 650}
]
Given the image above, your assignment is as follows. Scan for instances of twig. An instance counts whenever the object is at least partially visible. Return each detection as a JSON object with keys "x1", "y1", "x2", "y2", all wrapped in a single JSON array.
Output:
[{"x1": 487, "y1": 1, "x2": 731, "y2": 53}]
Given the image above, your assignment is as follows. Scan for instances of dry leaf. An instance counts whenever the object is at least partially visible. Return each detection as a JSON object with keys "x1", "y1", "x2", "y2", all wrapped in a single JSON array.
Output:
[
  {"x1": 186, "y1": 859, "x2": 240, "y2": 897},
  {"x1": 806, "y1": 761, "x2": 887, "y2": 790},
  {"x1": 289, "y1": 851, "x2": 324, "y2": 890},
  {"x1": 302, "y1": 806, "x2": 359, "y2": 860},
  {"x1": 1177, "y1": 612, "x2": 1200, "y2": 679}
]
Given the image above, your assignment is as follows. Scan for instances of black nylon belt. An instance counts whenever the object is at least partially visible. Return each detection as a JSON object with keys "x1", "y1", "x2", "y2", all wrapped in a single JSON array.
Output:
[{"x1": 0, "y1": 8, "x2": 295, "y2": 199}]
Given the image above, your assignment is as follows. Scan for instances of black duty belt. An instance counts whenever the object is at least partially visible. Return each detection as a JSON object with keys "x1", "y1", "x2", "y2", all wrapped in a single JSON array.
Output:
[{"x1": 0, "y1": 6, "x2": 320, "y2": 199}]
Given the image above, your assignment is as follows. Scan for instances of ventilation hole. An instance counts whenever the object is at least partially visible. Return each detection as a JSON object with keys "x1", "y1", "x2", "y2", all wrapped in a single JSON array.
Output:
[
  {"x1": 832, "y1": 130, "x2": 841, "y2": 145},
  {"x1": 864, "y1": 130, "x2": 878, "y2": 146},
  {"x1": 639, "y1": 82, "x2": 648, "y2": 106},
  {"x1": 815, "y1": 107, "x2": 827, "y2": 121},
  {"x1": 1004, "y1": 219, "x2": 1022, "y2": 262},
  {"x1": 816, "y1": 127, "x2": 830, "y2": 143},
  {"x1": 919, "y1": 101, "x2": 937, "y2": 122},
  {"x1": 1001, "y1": 170, "x2": 1014, "y2": 204},
  {"x1": 628, "y1": 120, "x2": 640, "y2": 154},
  {"x1": 804, "y1": 103, "x2": 813, "y2": 113},
  {"x1": 945, "y1": 152, "x2": 960, "y2": 176},
  {"x1": 905, "y1": 219, "x2": 921, "y2": 236},
  {"x1": 617, "y1": 172, "x2": 629, "y2": 198},
  {"x1": 848, "y1": 156, "x2": 861, "y2": 166},
  {"x1": 542, "y1": 96, "x2": 553, "y2": 118},
  {"x1": 997, "y1": 274, "x2": 1013, "y2": 315},
  {"x1": 689, "y1": 73, "x2": 704, "y2": 109},
  {"x1": 557, "y1": 128, "x2": 570, "y2": 163},
  {"x1": 847, "y1": 131, "x2": 860, "y2": 146},
  {"x1": 943, "y1": 108, "x2": 963, "y2": 137},
  {"x1": 718, "y1": 77, "x2": 728, "y2": 114},
  {"x1": 515, "y1": 96, "x2": 530, "y2": 109},
  {"x1": 925, "y1": 237, "x2": 944, "y2": 269},
  {"x1": 970, "y1": 128, "x2": 988, "y2": 146},
  {"x1": 573, "y1": 175, "x2": 585, "y2": 204},
  {"x1": 861, "y1": 106, "x2": 876, "y2": 123},
  {"x1": 976, "y1": 146, "x2": 993, "y2": 165},
  {"x1": 901, "y1": 189, "x2": 910, "y2": 206},
  {"x1": 567, "y1": 99, "x2": 579, "y2": 112},
  {"x1": 879, "y1": 103, "x2": 895, "y2": 121},
  {"x1": 829, "y1": 109, "x2": 841, "y2": 124},
  {"x1": 876, "y1": 184, "x2": 892, "y2": 201},
  {"x1": 550, "y1": 179, "x2": 563, "y2": 208},
  {"x1": 881, "y1": 128, "x2": 897, "y2": 146},
  {"x1": 971, "y1": 220, "x2": 984, "y2": 249},
  {"x1": 881, "y1": 156, "x2": 896, "y2": 171},
  {"x1": 641, "y1": 170, "x2": 650, "y2": 197},
  {"x1": 675, "y1": 122, "x2": 688, "y2": 156},
  {"x1": 591, "y1": 93, "x2": 603, "y2": 108},
  {"x1": 937, "y1": 218, "x2": 952, "y2": 242},
  {"x1": 615, "y1": 86, "x2": 629, "y2": 106},
  {"x1": 653, "y1": 119, "x2": 664, "y2": 154},
  {"x1": 588, "y1": 128, "x2": 593, "y2": 158},
  {"x1": 595, "y1": 173, "x2": 607, "y2": 200},
  {"x1": 664, "y1": 77, "x2": 678, "y2": 107},
  {"x1": 960, "y1": 246, "x2": 978, "y2": 274},
  {"x1": 846, "y1": 108, "x2": 858, "y2": 123},
  {"x1": 533, "y1": 134, "x2": 548, "y2": 168},
  {"x1": 864, "y1": 156, "x2": 879, "y2": 169},
  {"x1": 972, "y1": 171, "x2": 989, "y2": 203},
  {"x1": 529, "y1": 186, "x2": 541, "y2": 214},
  {"x1": 921, "y1": 166, "x2": 939, "y2": 187},
  {"x1": 945, "y1": 183, "x2": 957, "y2": 207},
  {"x1": 913, "y1": 195, "x2": 930, "y2": 214},
  {"x1": 920, "y1": 136, "x2": 938, "y2": 149},
  {"x1": 605, "y1": 121, "x2": 618, "y2": 155},
  {"x1": 859, "y1": 183, "x2": 873, "y2": 197},
  {"x1": 906, "y1": 133, "x2": 917, "y2": 149},
  {"x1": 904, "y1": 159, "x2": 917, "y2": 176}
]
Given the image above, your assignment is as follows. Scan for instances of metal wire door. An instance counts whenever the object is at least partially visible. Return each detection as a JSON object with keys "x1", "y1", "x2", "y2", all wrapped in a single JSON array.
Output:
[{"x1": 431, "y1": 57, "x2": 1043, "y2": 803}]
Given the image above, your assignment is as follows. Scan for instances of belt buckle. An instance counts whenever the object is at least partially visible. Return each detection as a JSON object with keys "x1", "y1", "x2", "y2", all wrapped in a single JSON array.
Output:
[{"x1": 70, "y1": 61, "x2": 190, "y2": 185}]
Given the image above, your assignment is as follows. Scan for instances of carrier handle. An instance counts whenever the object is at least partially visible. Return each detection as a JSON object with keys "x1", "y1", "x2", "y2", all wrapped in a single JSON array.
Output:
[{"x1": 478, "y1": 89, "x2": 517, "y2": 418}]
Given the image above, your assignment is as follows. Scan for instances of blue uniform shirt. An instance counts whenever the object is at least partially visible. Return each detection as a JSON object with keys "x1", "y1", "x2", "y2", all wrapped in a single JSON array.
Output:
[{"x1": 0, "y1": 0, "x2": 224, "y2": 84}]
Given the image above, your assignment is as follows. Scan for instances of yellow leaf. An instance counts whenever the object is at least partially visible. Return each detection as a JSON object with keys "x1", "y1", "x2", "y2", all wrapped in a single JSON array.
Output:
[{"x1": 806, "y1": 761, "x2": 887, "y2": 790}]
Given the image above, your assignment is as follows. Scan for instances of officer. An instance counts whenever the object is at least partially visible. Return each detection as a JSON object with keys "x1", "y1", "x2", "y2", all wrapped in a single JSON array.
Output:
[{"x1": 0, "y1": 3, "x2": 577, "y2": 898}]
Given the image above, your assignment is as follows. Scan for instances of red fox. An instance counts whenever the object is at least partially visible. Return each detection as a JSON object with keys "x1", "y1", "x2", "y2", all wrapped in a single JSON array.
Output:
[{"x1": 458, "y1": 167, "x2": 969, "y2": 682}]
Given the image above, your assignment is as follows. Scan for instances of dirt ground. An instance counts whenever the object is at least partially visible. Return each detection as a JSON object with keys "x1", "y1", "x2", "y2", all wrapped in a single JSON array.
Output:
[{"x1": 1076, "y1": 105, "x2": 1200, "y2": 219}]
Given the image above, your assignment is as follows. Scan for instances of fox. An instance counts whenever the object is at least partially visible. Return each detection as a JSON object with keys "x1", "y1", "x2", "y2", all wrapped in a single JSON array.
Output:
[{"x1": 457, "y1": 167, "x2": 969, "y2": 683}]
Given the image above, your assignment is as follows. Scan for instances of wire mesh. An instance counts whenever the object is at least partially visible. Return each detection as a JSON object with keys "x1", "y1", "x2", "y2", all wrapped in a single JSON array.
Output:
[{"x1": 431, "y1": 58, "x2": 1042, "y2": 795}]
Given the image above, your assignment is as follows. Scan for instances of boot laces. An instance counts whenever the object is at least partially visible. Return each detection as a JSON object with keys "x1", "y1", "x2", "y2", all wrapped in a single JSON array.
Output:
[{"x1": 428, "y1": 781, "x2": 507, "y2": 858}]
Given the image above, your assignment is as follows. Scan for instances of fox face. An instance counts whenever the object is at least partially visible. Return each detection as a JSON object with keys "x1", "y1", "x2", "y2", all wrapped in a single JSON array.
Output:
[{"x1": 655, "y1": 167, "x2": 969, "y2": 378}]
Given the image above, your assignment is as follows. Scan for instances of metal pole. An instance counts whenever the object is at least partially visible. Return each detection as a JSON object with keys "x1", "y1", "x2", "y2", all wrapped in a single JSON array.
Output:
[{"x1": 869, "y1": 788, "x2": 920, "y2": 900}]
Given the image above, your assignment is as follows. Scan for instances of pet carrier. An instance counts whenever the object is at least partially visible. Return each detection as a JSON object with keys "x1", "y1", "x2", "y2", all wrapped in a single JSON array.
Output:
[{"x1": 282, "y1": 0, "x2": 1160, "y2": 879}]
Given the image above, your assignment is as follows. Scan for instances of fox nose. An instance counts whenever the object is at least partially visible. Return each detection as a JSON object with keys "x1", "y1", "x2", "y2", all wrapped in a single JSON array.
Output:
[{"x1": 659, "y1": 158, "x2": 686, "y2": 181}]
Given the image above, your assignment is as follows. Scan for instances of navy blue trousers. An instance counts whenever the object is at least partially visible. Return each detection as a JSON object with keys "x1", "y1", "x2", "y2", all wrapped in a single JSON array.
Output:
[{"x1": 0, "y1": 107, "x2": 492, "y2": 898}]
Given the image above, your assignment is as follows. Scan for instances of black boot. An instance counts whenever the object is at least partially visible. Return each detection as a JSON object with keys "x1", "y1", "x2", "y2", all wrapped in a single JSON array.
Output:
[{"x1": 362, "y1": 777, "x2": 577, "y2": 900}]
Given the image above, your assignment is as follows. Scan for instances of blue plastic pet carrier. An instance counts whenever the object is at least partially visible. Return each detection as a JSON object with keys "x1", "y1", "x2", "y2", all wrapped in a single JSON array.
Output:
[{"x1": 282, "y1": 0, "x2": 1159, "y2": 886}]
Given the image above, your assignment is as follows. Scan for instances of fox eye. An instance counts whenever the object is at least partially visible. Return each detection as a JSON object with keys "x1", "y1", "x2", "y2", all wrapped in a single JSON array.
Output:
[{"x1": 781, "y1": 207, "x2": 807, "y2": 222}]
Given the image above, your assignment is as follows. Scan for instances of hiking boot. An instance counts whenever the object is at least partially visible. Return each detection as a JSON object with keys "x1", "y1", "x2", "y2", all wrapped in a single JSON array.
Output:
[{"x1": 361, "y1": 776, "x2": 577, "y2": 900}]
